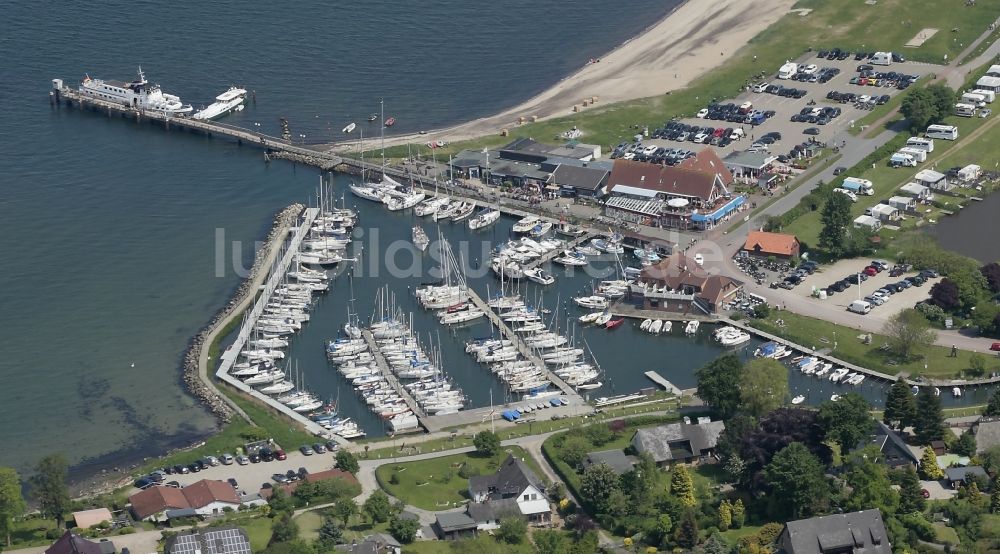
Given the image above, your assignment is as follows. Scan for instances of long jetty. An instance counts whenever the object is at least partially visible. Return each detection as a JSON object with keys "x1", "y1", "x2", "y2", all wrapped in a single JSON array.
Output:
[
  {"x1": 214, "y1": 208, "x2": 352, "y2": 446},
  {"x1": 359, "y1": 330, "x2": 427, "y2": 421}
]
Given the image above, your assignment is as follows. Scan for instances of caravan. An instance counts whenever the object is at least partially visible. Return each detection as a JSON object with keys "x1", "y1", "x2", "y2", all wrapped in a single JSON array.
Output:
[
  {"x1": 955, "y1": 103, "x2": 977, "y2": 117},
  {"x1": 778, "y1": 61, "x2": 798, "y2": 79},
  {"x1": 961, "y1": 92, "x2": 987, "y2": 108},
  {"x1": 972, "y1": 89, "x2": 996, "y2": 103},
  {"x1": 925, "y1": 124, "x2": 959, "y2": 140},
  {"x1": 905, "y1": 137, "x2": 934, "y2": 152},
  {"x1": 897, "y1": 147, "x2": 927, "y2": 163},
  {"x1": 871, "y1": 52, "x2": 893, "y2": 66}
]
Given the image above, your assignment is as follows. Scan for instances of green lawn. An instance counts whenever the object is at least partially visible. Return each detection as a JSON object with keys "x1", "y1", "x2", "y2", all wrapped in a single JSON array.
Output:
[
  {"x1": 402, "y1": 536, "x2": 536, "y2": 554},
  {"x1": 8, "y1": 517, "x2": 59, "y2": 548},
  {"x1": 240, "y1": 517, "x2": 274, "y2": 551},
  {"x1": 375, "y1": 446, "x2": 542, "y2": 510},
  {"x1": 934, "y1": 522, "x2": 961, "y2": 545},
  {"x1": 295, "y1": 510, "x2": 323, "y2": 542},
  {"x1": 295, "y1": 508, "x2": 393, "y2": 544},
  {"x1": 749, "y1": 311, "x2": 997, "y2": 378},
  {"x1": 718, "y1": 525, "x2": 764, "y2": 546}
]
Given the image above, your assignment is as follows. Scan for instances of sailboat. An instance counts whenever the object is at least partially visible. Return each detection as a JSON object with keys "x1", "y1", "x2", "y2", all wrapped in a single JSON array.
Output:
[{"x1": 468, "y1": 152, "x2": 501, "y2": 230}]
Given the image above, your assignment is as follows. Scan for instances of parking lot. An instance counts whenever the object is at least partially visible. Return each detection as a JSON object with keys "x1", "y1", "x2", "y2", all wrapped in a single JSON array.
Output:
[
  {"x1": 612, "y1": 51, "x2": 932, "y2": 162},
  {"x1": 786, "y1": 258, "x2": 941, "y2": 316}
]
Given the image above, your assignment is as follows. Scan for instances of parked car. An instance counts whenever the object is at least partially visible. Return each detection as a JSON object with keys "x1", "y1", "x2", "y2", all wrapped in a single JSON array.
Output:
[
  {"x1": 285, "y1": 469, "x2": 300, "y2": 482},
  {"x1": 313, "y1": 443, "x2": 327, "y2": 454},
  {"x1": 300, "y1": 445, "x2": 315, "y2": 456},
  {"x1": 236, "y1": 455, "x2": 250, "y2": 466},
  {"x1": 134, "y1": 477, "x2": 153, "y2": 489},
  {"x1": 272, "y1": 473, "x2": 290, "y2": 484},
  {"x1": 249, "y1": 453, "x2": 261, "y2": 464},
  {"x1": 276, "y1": 449, "x2": 287, "y2": 461},
  {"x1": 804, "y1": 127, "x2": 821, "y2": 135},
  {"x1": 325, "y1": 440, "x2": 339, "y2": 452},
  {"x1": 227, "y1": 477, "x2": 239, "y2": 488},
  {"x1": 298, "y1": 467, "x2": 309, "y2": 479},
  {"x1": 220, "y1": 453, "x2": 235, "y2": 465},
  {"x1": 833, "y1": 166, "x2": 847, "y2": 175}
]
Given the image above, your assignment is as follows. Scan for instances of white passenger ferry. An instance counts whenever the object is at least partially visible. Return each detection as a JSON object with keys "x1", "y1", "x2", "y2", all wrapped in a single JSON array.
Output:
[{"x1": 78, "y1": 67, "x2": 192, "y2": 115}]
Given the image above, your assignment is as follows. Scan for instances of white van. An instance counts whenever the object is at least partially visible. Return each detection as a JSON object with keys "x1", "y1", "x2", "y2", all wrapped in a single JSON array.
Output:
[
  {"x1": 848, "y1": 300, "x2": 872, "y2": 314},
  {"x1": 905, "y1": 137, "x2": 934, "y2": 152},
  {"x1": 890, "y1": 153, "x2": 917, "y2": 167},
  {"x1": 778, "y1": 62, "x2": 798, "y2": 79},
  {"x1": 729, "y1": 128, "x2": 745, "y2": 140},
  {"x1": 871, "y1": 52, "x2": 893, "y2": 66},
  {"x1": 898, "y1": 147, "x2": 927, "y2": 162}
]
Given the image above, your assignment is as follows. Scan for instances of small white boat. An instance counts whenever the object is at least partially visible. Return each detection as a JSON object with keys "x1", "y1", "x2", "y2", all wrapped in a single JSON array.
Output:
[
  {"x1": 573, "y1": 295, "x2": 608, "y2": 309},
  {"x1": 649, "y1": 320, "x2": 664, "y2": 334},
  {"x1": 412, "y1": 226, "x2": 430, "y2": 251},
  {"x1": 524, "y1": 267, "x2": 555, "y2": 285},
  {"x1": 343, "y1": 122, "x2": 357, "y2": 134},
  {"x1": 512, "y1": 216, "x2": 539, "y2": 233},
  {"x1": 791, "y1": 395, "x2": 806, "y2": 405},
  {"x1": 451, "y1": 202, "x2": 477, "y2": 222},
  {"x1": 830, "y1": 394, "x2": 841, "y2": 402},
  {"x1": 952, "y1": 387, "x2": 962, "y2": 397},
  {"x1": 578, "y1": 311, "x2": 604, "y2": 324},
  {"x1": 685, "y1": 320, "x2": 700, "y2": 335},
  {"x1": 468, "y1": 208, "x2": 500, "y2": 230},
  {"x1": 386, "y1": 190, "x2": 426, "y2": 211},
  {"x1": 595, "y1": 313, "x2": 613, "y2": 326},
  {"x1": 639, "y1": 319, "x2": 652, "y2": 331},
  {"x1": 576, "y1": 382, "x2": 602, "y2": 390}
]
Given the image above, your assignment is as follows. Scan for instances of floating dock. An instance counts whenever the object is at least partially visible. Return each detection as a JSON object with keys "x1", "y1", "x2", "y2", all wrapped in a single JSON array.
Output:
[
  {"x1": 360, "y1": 330, "x2": 427, "y2": 421},
  {"x1": 643, "y1": 371, "x2": 683, "y2": 395}
]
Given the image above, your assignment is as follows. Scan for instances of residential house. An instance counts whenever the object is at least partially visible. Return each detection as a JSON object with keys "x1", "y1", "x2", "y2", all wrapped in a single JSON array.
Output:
[
  {"x1": 466, "y1": 498, "x2": 522, "y2": 531},
  {"x1": 630, "y1": 420, "x2": 726, "y2": 467},
  {"x1": 45, "y1": 531, "x2": 115, "y2": 554},
  {"x1": 129, "y1": 479, "x2": 240, "y2": 521},
  {"x1": 944, "y1": 466, "x2": 988, "y2": 489},
  {"x1": 887, "y1": 196, "x2": 916, "y2": 212},
  {"x1": 853, "y1": 214, "x2": 882, "y2": 231},
  {"x1": 866, "y1": 203, "x2": 900, "y2": 222},
  {"x1": 434, "y1": 512, "x2": 479, "y2": 540},
  {"x1": 335, "y1": 533, "x2": 402, "y2": 554},
  {"x1": 71, "y1": 508, "x2": 113, "y2": 529},
  {"x1": 581, "y1": 450, "x2": 638, "y2": 475},
  {"x1": 899, "y1": 182, "x2": 932, "y2": 201},
  {"x1": 629, "y1": 253, "x2": 742, "y2": 314},
  {"x1": 742, "y1": 231, "x2": 801, "y2": 260},
  {"x1": 914, "y1": 169, "x2": 952, "y2": 191},
  {"x1": 467, "y1": 455, "x2": 551, "y2": 526},
  {"x1": 777, "y1": 509, "x2": 891, "y2": 554},
  {"x1": 853, "y1": 421, "x2": 919, "y2": 468},
  {"x1": 973, "y1": 417, "x2": 1000, "y2": 453},
  {"x1": 164, "y1": 527, "x2": 252, "y2": 554},
  {"x1": 604, "y1": 150, "x2": 738, "y2": 229}
]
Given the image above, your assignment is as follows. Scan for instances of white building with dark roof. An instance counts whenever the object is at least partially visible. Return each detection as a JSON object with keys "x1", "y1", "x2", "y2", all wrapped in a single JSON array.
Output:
[{"x1": 467, "y1": 455, "x2": 551, "y2": 525}]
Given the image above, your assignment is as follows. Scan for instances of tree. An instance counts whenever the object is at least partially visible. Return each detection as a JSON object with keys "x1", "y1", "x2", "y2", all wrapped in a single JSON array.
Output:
[
  {"x1": 753, "y1": 303, "x2": 771, "y2": 319},
  {"x1": 901, "y1": 87, "x2": 935, "y2": 132},
  {"x1": 986, "y1": 390, "x2": 1000, "y2": 417},
  {"x1": 927, "y1": 84, "x2": 957, "y2": 123},
  {"x1": 643, "y1": 514, "x2": 673, "y2": 549},
  {"x1": 954, "y1": 429, "x2": 977, "y2": 457},
  {"x1": 269, "y1": 511, "x2": 299, "y2": 545},
  {"x1": 496, "y1": 517, "x2": 527, "y2": 544},
  {"x1": 29, "y1": 454, "x2": 70, "y2": 527},
  {"x1": 695, "y1": 353, "x2": 744, "y2": 418},
  {"x1": 387, "y1": 516, "x2": 419, "y2": 544},
  {"x1": 884, "y1": 377, "x2": 917, "y2": 431},
  {"x1": 982, "y1": 262, "x2": 1000, "y2": 293},
  {"x1": 898, "y1": 466, "x2": 927, "y2": 514},
  {"x1": 473, "y1": 430, "x2": 501, "y2": 457},
  {"x1": 739, "y1": 358, "x2": 789, "y2": 418},
  {"x1": 914, "y1": 387, "x2": 946, "y2": 445},
  {"x1": 842, "y1": 446, "x2": 899, "y2": 513},
  {"x1": 363, "y1": 490, "x2": 393, "y2": 523},
  {"x1": 819, "y1": 191, "x2": 853, "y2": 257},
  {"x1": 317, "y1": 517, "x2": 343, "y2": 549},
  {"x1": 558, "y1": 436, "x2": 590, "y2": 468},
  {"x1": 670, "y1": 465, "x2": 696, "y2": 507},
  {"x1": 883, "y1": 309, "x2": 936, "y2": 361},
  {"x1": 817, "y1": 393, "x2": 873, "y2": 451},
  {"x1": 731, "y1": 498, "x2": 746, "y2": 529},
  {"x1": 532, "y1": 529, "x2": 567, "y2": 554},
  {"x1": 991, "y1": 478, "x2": 1000, "y2": 514},
  {"x1": 0, "y1": 467, "x2": 25, "y2": 547},
  {"x1": 763, "y1": 443, "x2": 829, "y2": 519},
  {"x1": 920, "y1": 447, "x2": 944, "y2": 480},
  {"x1": 580, "y1": 463, "x2": 619, "y2": 513},
  {"x1": 702, "y1": 533, "x2": 730, "y2": 554},
  {"x1": 260, "y1": 540, "x2": 315, "y2": 554},
  {"x1": 333, "y1": 498, "x2": 357, "y2": 527},
  {"x1": 718, "y1": 500, "x2": 733, "y2": 532},
  {"x1": 737, "y1": 409, "x2": 832, "y2": 491},
  {"x1": 674, "y1": 509, "x2": 699, "y2": 549},
  {"x1": 335, "y1": 450, "x2": 359, "y2": 474},
  {"x1": 929, "y1": 278, "x2": 961, "y2": 311}
]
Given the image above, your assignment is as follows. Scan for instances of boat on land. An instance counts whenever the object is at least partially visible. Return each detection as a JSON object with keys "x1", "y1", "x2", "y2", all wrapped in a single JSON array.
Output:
[
  {"x1": 79, "y1": 67, "x2": 192, "y2": 115},
  {"x1": 343, "y1": 122, "x2": 356, "y2": 133},
  {"x1": 192, "y1": 87, "x2": 247, "y2": 120}
]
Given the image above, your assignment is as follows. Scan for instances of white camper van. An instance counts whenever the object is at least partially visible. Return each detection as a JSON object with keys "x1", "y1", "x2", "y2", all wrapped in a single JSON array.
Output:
[
  {"x1": 905, "y1": 137, "x2": 934, "y2": 152},
  {"x1": 955, "y1": 103, "x2": 977, "y2": 117},
  {"x1": 972, "y1": 89, "x2": 996, "y2": 103},
  {"x1": 962, "y1": 92, "x2": 987, "y2": 108},
  {"x1": 778, "y1": 62, "x2": 798, "y2": 80},
  {"x1": 871, "y1": 52, "x2": 893, "y2": 66},
  {"x1": 890, "y1": 153, "x2": 917, "y2": 167},
  {"x1": 897, "y1": 147, "x2": 927, "y2": 163},
  {"x1": 848, "y1": 300, "x2": 872, "y2": 314},
  {"x1": 925, "y1": 124, "x2": 959, "y2": 140}
]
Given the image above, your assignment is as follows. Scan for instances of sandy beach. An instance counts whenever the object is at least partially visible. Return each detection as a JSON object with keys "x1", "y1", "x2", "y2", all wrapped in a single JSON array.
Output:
[{"x1": 326, "y1": 0, "x2": 797, "y2": 152}]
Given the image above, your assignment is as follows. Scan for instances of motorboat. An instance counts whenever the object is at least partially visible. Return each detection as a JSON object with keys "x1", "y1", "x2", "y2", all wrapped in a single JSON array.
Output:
[
  {"x1": 524, "y1": 268, "x2": 555, "y2": 286},
  {"x1": 528, "y1": 221, "x2": 553, "y2": 237},
  {"x1": 830, "y1": 394, "x2": 841, "y2": 402},
  {"x1": 468, "y1": 208, "x2": 500, "y2": 230},
  {"x1": 412, "y1": 226, "x2": 430, "y2": 252},
  {"x1": 343, "y1": 122, "x2": 356, "y2": 133},
  {"x1": 649, "y1": 320, "x2": 664, "y2": 334},
  {"x1": 791, "y1": 395, "x2": 806, "y2": 405},
  {"x1": 595, "y1": 313, "x2": 613, "y2": 326},
  {"x1": 573, "y1": 295, "x2": 608, "y2": 309},
  {"x1": 578, "y1": 311, "x2": 604, "y2": 324},
  {"x1": 685, "y1": 320, "x2": 700, "y2": 335},
  {"x1": 605, "y1": 318, "x2": 625, "y2": 330},
  {"x1": 384, "y1": 117, "x2": 395, "y2": 127},
  {"x1": 192, "y1": 87, "x2": 247, "y2": 120},
  {"x1": 386, "y1": 190, "x2": 426, "y2": 211},
  {"x1": 953, "y1": 387, "x2": 962, "y2": 397},
  {"x1": 553, "y1": 252, "x2": 588, "y2": 266},
  {"x1": 555, "y1": 223, "x2": 587, "y2": 237},
  {"x1": 640, "y1": 319, "x2": 652, "y2": 331},
  {"x1": 512, "y1": 216, "x2": 540, "y2": 233}
]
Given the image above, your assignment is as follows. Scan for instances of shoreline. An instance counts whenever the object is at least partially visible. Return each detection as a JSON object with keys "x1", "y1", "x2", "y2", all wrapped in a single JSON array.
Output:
[{"x1": 326, "y1": 0, "x2": 798, "y2": 152}]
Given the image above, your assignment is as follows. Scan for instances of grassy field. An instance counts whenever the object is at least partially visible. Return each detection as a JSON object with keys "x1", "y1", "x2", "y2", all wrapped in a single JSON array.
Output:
[
  {"x1": 401, "y1": 536, "x2": 537, "y2": 554},
  {"x1": 240, "y1": 517, "x2": 274, "y2": 551},
  {"x1": 374, "y1": 446, "x2": 542, "y2": 510},
  {"x1": 294, "y1": 509, "x2": 392, "y2": 543},
  {"x1": 368, "y1": 0, "x2": 1000, "y2": 163},
  {"x1": 784, "y1": 113, "x2": 995, "y2": 247},
  {"x1": 718, "y1": 525, "x2": 765, "y2": 547},
  {"x1": 934, "y1": 522, "x2": 962, "y2": 545},
  {"x1": 749, "y1": 311, "x2": 996, "y2": 378}
]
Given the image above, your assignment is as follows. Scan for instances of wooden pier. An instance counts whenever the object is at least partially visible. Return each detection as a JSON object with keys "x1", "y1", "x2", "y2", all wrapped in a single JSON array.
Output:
[
  {"x1": 360, "y1": 330, "x2": 427, "y2": 421},
  {"x1": 643, "y1": 371, "x2": 683, "y2": 395},
  {"x1": 464, "y1": 287, "x2": 583, "y2": 401}
]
